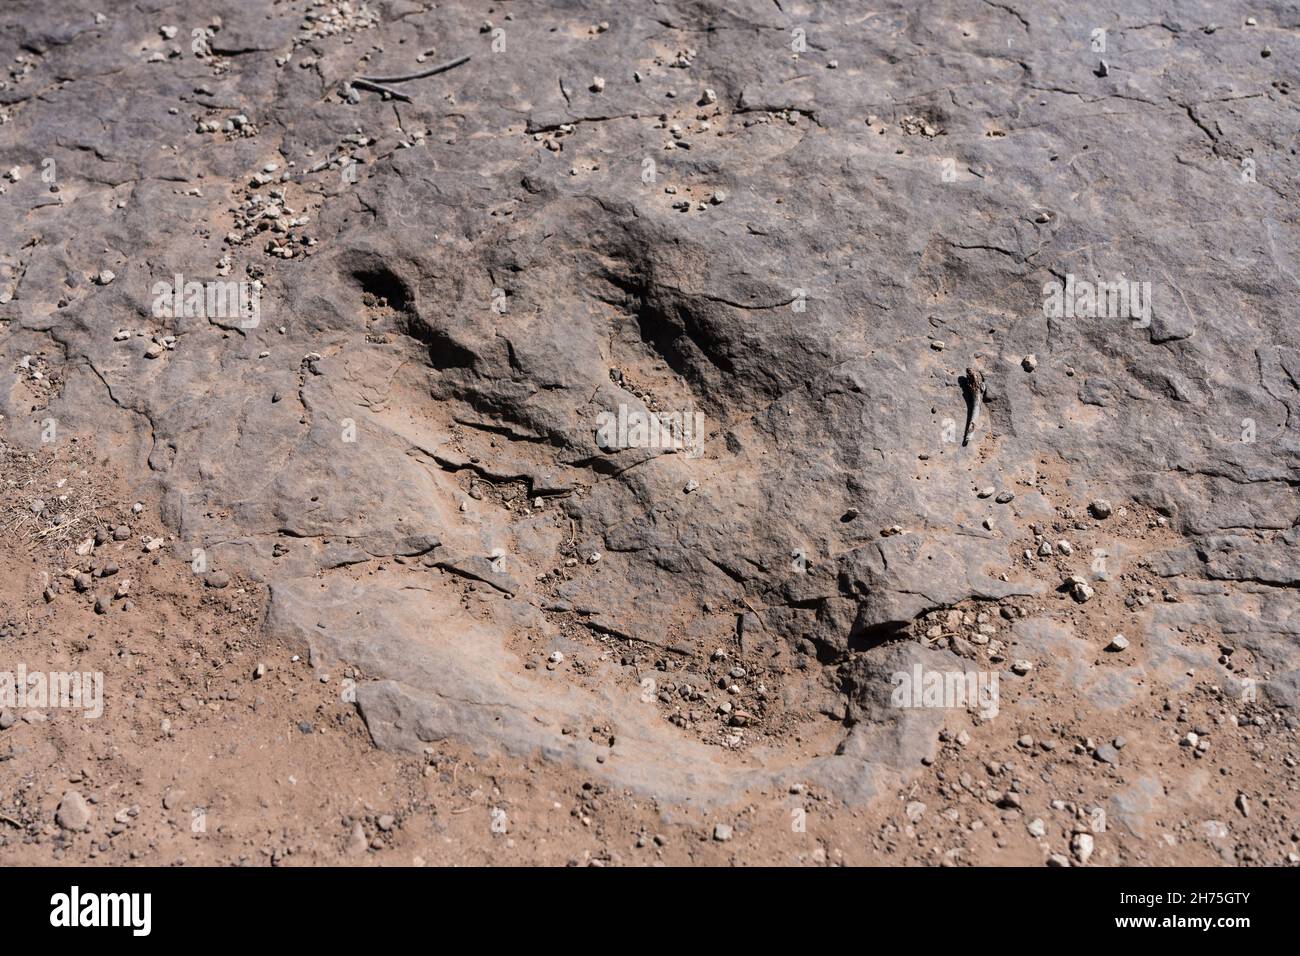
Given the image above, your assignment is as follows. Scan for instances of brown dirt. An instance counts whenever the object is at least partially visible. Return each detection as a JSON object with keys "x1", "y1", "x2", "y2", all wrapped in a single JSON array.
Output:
[{"x1": 1, "y1": 435, "x2": 1294, "y2": 867}]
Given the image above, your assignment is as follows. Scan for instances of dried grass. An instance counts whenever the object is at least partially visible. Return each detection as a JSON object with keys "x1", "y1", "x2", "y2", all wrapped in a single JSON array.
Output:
[{"x1": 0, "y1": 438, "x2": 110, "y2": 549}]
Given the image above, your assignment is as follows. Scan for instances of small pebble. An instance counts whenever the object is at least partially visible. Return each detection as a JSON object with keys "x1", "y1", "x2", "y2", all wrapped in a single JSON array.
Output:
[
  {"x1": 56, "y1": 790, "x2": 92, "y2": 830},
  {"x1": 1088, "y1": 499, "x2": 1113, "y2": 519},
  {"x1": 1071, "y1": 831, "x2": 1094, "y2": 864}
]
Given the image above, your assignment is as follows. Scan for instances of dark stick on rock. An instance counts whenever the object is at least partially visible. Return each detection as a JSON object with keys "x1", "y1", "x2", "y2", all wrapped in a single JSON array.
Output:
[
  {"x1": 350, "y1": 79, "x2": 413, "y2": 102},
  {"x1": 961, "y1": 365, "x2": 986, "y2": 447},
  {"x1": 359, "y1": 54, "x2": 471, "y2": 85}
]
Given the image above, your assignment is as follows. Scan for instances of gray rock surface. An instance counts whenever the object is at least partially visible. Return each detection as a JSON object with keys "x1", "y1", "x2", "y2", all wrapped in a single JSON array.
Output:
[{"x1": 1, "y1": 0, "x2": 1296, "y2": 803}]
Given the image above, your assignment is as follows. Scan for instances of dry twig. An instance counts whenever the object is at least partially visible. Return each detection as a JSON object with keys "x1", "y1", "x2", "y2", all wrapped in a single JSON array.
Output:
[
  {"x1": 359, "y1": 55, "x2": 470, "y2": 84},
  {"x1": 349, "y1": 79, "x2": 413, "y2": 102}
]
